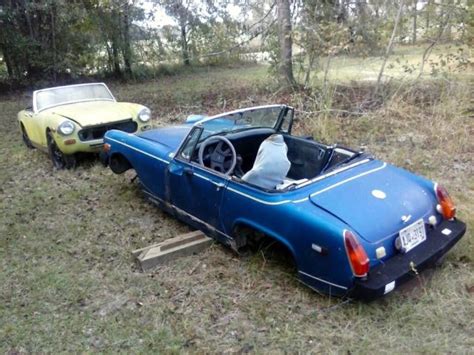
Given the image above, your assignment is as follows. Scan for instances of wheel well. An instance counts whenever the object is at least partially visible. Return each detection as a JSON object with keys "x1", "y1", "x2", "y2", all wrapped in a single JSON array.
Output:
[
  {"x1": 45, "y1": 128, "x2": 52, "y2": 141},
  {"x1": 232, "y1": 223, "x2": 297, "y2": 269},
  {"x1": 20, "y1": 121, "x2": 29, "y2": 134},
  {"x1": 109, "y1": 153, "x2": 132, "y2": 174}
]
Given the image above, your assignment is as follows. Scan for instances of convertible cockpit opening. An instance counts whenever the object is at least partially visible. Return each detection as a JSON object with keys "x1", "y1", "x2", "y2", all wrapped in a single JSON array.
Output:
[
  {"x1": 186, "y1": 129, "x2": 361, "y2": 190},
  {"x1": 177, "y1": 105, "x2": 364, "y2": 191}
]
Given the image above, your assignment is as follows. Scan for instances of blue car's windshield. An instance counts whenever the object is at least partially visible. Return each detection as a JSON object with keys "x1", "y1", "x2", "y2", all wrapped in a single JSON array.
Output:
[{"x1": 198, "y1": 106, "x2": 284, "y2": 141}]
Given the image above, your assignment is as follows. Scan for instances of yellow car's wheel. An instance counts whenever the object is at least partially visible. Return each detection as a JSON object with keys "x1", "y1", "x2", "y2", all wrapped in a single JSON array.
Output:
[
  {"x1": 47, "y1": 132, "x2": 76, "y2": 169},
  {"x1": 21, "y1": 124, "x2": 35, "y2": 149}
]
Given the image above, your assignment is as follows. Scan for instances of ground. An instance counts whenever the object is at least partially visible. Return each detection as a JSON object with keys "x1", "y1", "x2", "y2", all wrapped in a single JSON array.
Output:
[{"x1": 0, "y1": 46, "x2": 473, "y2": 352}]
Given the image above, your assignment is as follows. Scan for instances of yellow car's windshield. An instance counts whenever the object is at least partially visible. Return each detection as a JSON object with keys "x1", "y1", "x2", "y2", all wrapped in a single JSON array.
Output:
[{"x1": 35, "y1": 83, "x2": 114, "y2": 111}]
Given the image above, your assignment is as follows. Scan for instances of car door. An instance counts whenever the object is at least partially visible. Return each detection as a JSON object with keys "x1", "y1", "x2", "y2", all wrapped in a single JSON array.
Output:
[{"x1": 165, "y1": 127, "x2": 228, "y2": 229}]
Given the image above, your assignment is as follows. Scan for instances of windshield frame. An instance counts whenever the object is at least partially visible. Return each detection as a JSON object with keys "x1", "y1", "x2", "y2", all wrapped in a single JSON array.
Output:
[
  {"x1": 193, "y1": 104, "x2": 292, "y2": 138},
  {"x1": 33, "y1": 83, "x2": 116, "y2": 113}
]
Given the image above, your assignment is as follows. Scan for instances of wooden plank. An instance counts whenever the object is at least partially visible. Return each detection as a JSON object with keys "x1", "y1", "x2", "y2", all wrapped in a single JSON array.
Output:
[
  {"x1": 131, "y1": 230, "x2": 206, "y2": 257},
  {"x1": 132, "y1": 230, "x2": 213, "y2": 271}
]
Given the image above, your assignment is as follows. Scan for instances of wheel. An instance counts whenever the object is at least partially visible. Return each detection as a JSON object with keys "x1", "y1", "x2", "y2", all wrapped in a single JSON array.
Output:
[
  {"x1": 47, "y1": 132, "x2": 76, "y2": 169},
  {"x1": 21, "y1": 125, "x2": 35, "y2": 149}
]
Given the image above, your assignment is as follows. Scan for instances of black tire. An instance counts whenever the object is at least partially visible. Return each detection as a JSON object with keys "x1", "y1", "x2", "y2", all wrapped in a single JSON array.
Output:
[
  {"x1": 47, "y1": 132, "x2": 76, "y2": 169},
  {"x1": 21, "y1": 124, "x2": 35, "y2": 149}
]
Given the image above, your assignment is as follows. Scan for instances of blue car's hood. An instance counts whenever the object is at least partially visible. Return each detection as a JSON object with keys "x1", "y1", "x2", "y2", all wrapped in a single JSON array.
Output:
[
  {"x1": 309, "y1": 162, "x2": 435, "y2": 243},
  {"x1": 139, "y1": 125, "x2": 192, "y2": 151}
]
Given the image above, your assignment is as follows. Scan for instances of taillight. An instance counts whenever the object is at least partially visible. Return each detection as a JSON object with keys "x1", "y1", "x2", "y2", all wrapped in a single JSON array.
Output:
[
  {"x1": 103, "y1": 143, "x2": 111, "y2": 153},
  {"x1": 435, "y1": 184, "x2": 456, "y2": 220},
  {"x1": 344, "y1": 230, "x2": 369, "y2": 277}
]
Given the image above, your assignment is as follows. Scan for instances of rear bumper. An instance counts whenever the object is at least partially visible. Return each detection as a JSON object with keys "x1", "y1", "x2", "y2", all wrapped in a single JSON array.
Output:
[{"x1": 350, "y1": 219, "x2": 466, "y2": 301}]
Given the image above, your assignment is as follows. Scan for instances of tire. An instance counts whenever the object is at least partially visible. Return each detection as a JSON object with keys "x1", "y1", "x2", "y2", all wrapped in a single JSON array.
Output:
[
  {"x1": 21, "y1": 125, "x2": 35, "y2": 149},
  {"x1": 47, "y1": 132, "x2": 76, "y2": 169}
]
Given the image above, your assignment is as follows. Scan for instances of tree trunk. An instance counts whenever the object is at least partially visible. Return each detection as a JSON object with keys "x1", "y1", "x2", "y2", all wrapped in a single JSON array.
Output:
[
  {"x1": 425, "y1": 0, "x2": 430, "y2": 31},
  {"x1": 180, "y1": 22, "x2": 190, "y2": 66},
  {"x1": 0, "y1": 45, "x2": 14, "y2": 78},
  {"x1": 105, "y1": 43, "x2": 114, "y2": 73},
  {"x1": 121, "y1": 3, "x2": 133, "y2": 75},
  {"x1": 413, "y1": 0, "x2": 417, "y2": 44},
  {"x1": 356, "y1": 0, "x2": 370, "y2": 44},
  {"x1": 111, "y1": 40, "x2": 121, "y2": 77},
  {"x1": 277, "y1": 0, "x2": 295, "y2": 87},
  {"x1": 50, "y1": 2, "x2": 57, "y2": 82},
  {"x1": 375, "y1": 0, "x2": 405, "y2": 95},
  {"x1": 22, "y1": 0, "x2": 35, "y2": 41}
]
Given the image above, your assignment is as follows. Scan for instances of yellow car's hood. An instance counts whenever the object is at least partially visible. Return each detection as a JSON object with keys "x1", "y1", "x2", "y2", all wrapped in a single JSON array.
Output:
[{"x1": 47, "y1": 101, "x2": 134, "y2": 127}]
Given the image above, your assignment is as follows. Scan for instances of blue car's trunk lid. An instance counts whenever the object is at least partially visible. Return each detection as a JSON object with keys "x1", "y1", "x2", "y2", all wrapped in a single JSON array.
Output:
[{"x1": 308, "y1": 162, "x2": 434, "y2": 243}]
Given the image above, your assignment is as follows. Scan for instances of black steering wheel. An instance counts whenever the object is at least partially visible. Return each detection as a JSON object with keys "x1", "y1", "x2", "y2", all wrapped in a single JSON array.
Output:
[{"x1": 198, "y1": 136, "x2": 237, "y2": 175}]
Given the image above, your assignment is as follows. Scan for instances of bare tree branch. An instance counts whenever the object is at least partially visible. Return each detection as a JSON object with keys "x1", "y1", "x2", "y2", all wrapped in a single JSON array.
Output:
[
  {"x1": 375, "y1": 0, "x2": 405, "y2": 95},
  {"x1": 193, "y1": 18, "x2": 277, "y2": 60},
  {"x1": 417, "y1": 10, "x2": 453, "y2": 79}
]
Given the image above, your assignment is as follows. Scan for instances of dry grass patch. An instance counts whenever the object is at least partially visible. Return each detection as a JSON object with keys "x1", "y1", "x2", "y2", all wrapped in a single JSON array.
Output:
[{"x1": 0, "y1": 65, "x2": 472, "y2": 352}]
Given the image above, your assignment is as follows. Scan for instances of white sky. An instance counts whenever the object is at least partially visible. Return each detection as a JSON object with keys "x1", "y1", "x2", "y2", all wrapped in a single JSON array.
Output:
[{"x1": 137, "y1": 0, "x2": 242, "y2": 28}]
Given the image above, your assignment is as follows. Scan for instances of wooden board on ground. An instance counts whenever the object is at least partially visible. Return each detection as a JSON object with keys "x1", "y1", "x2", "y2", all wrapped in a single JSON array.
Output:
[{"x1": 132, "y1": 230, "x2": 213, "y2": 271}]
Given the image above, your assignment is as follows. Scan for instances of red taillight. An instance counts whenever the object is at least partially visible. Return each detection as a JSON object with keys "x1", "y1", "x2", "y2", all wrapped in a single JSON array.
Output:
[
  {"x1": 344, "y1": 230, "x2": 369, "y2": 277},
  {"x1": 435, "y1": 184, "x2": 456, "y2": 220},
  {"x1": 103, "y1": 143, "x2": 111, "y2": 153}
]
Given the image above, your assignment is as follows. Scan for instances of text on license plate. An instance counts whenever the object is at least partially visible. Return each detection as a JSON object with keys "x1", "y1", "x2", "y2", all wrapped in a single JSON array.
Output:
[{"x1": 399, "y1": 219, "x2": 426, "y2": 253}]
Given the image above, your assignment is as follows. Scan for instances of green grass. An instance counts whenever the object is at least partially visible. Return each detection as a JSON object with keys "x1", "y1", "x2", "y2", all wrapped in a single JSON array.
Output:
[
  {"x1": 295, "y1": 44, "x2": 473, "y2": 84},
  {"x1": 0, "y1": 54, "x2": 473, "y2": 352}
]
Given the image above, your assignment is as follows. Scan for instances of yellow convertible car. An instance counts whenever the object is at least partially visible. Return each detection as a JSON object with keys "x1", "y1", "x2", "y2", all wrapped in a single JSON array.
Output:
[{"x1": 18, "y1": 82, "x2": 152, "y2": 169}]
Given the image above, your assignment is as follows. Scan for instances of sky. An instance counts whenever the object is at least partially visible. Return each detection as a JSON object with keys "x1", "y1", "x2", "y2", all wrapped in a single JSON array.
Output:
[{"x1": 137, "y1": 0, "x2": 243, "y2": 28}]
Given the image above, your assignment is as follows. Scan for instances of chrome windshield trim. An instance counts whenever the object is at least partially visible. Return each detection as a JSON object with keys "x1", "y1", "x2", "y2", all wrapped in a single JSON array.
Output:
[{"x1": 194, "y1": 104, "x2": 288, "y2": 126}]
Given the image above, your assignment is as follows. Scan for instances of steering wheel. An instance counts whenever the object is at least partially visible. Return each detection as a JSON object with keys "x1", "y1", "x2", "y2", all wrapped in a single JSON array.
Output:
[{"x1": 198, "y1": 136, "x2": 237, "y2": 175}]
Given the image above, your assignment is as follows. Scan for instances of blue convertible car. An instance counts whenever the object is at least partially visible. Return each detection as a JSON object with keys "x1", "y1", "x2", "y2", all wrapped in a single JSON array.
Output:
[{"x1": 101, "y1": 104, "x2": 465, "y2": 300}]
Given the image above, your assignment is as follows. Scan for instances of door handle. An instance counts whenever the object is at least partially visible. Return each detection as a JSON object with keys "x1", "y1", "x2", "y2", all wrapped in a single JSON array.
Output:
[{"x1": 215, "y1": 182, "x2": 225, "y2": 190}]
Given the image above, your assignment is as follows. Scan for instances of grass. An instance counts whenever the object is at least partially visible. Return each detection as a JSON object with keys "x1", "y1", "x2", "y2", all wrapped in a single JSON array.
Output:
[
  {"x1": 295, "y1": 43, "x2": 473, "y2": 84},
  {"x1": 0, "y1": 48, "x2": 473, "y2": 352}
]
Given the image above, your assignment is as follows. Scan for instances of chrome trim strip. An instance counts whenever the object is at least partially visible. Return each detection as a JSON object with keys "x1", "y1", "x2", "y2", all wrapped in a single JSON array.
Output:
[
  {"x1": 193, "y1": 172, "x2": 228, "y2": 187},
  {"x1": 298, "y1": 270, "x2": 348, "y2": 290},
  {"x1": 108, "y1": 140, "x2": 384, "y2": 207},
  {"x1": 107, "y1": 137, "x2": 169, "y2": 164},
  {"x1": 227, "y1": 162, "x2": 386, "y2": 205},
  {"x1": 296, "y1": 159, "x2": 371, "y2": 189},
  {"x1": 142, "y1": 190, "x2": 232, "y2": 240},
  {"x1": 227, "y1": 187, "x2": 292, "y2": 206},
  {"x1": 309, "y1": 162, "x2": 387, "y2": 198}
]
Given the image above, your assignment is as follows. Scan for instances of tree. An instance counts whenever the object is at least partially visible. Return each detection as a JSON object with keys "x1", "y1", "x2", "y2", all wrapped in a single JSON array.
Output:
[
  {"x1": 412, "y1": 0, "x2": 418, "y2": 44},
  {"x1": 276, "y1": 0, "x2": 295, "y2": 87},
  {"x1": 160, "y1": 0, "x2": 198, "y2": 65}
]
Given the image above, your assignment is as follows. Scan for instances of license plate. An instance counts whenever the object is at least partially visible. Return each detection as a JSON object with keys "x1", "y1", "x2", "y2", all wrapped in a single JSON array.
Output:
[{"x1": 399, "y1": 219, "x2": 426, "y2": 253}]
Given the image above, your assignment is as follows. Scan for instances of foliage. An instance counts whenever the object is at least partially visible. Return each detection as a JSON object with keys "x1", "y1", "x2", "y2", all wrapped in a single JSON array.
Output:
[{"x1": 0, "y1": 0, "x2": 471, "y2": 88}]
